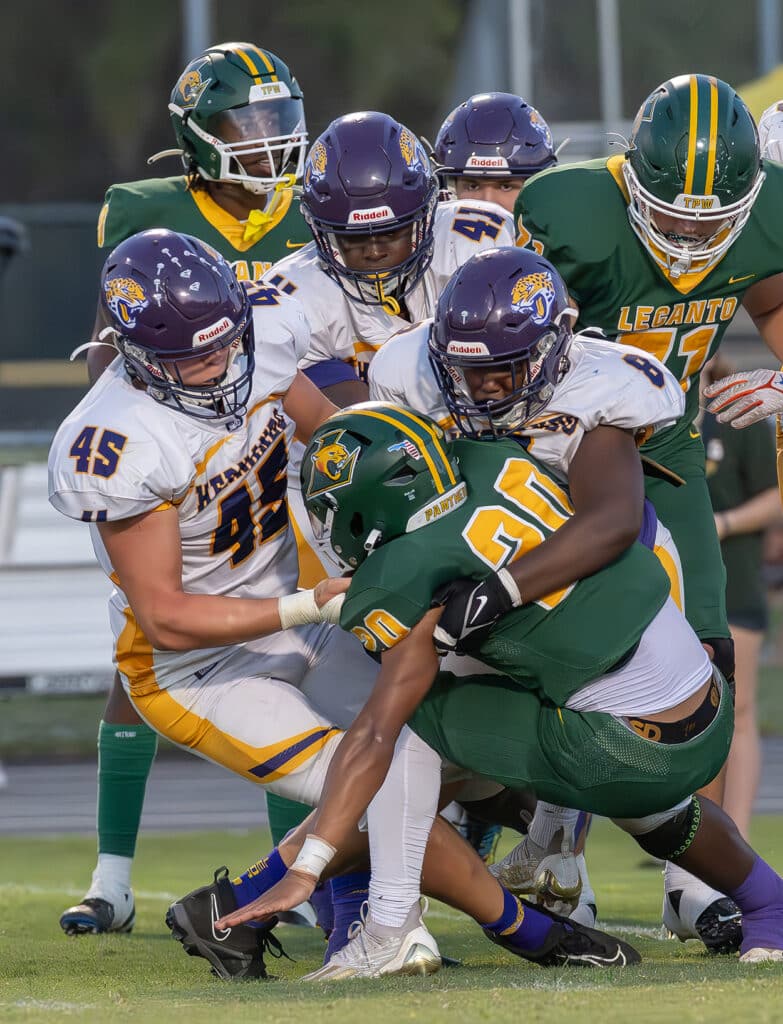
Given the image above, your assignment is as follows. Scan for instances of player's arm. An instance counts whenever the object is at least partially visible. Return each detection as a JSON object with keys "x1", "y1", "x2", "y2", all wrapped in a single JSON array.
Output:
[
  {"x1": 97, "y1": 507, "x2": 348, "y2": 651},
  {"x1": 305, "y1": 607, "x2": 442, "y2": 849},
  {"x1": 434, "y1": 425, "x2": 643, "y2": 650},
  {"x1": 282, "y1": 370, "x2": 339, "y2": 442},
  {"x1": 216, "y1": 608, "x2": 443, "y2": 923}
]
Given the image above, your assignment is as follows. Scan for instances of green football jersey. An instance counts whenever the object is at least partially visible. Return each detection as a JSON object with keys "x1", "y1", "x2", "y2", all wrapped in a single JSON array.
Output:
[
  {"x1": 340, "y1": 437, "x2": 670, "y2": 707},
  {"x1": 515, "y1": 156, "x2": 783, "y2": 458},
  {"x1": 96, "y1": 175, "x2": 311, "y2": 283}
]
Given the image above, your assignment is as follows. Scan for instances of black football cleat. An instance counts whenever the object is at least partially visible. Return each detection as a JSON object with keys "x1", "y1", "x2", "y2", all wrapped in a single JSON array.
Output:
[
  {"x1": 165, "y1": 866, "x2": 289, "y2": 980},
  {"x1": 663, "y1": 890, "x2": 742, "y2": 955},
  {"x1": 60, "y1": 894, "x2": 135, "y2": 936},
  {"x1": 485, "y1": 897, "x2": 641, "y2": 968}
]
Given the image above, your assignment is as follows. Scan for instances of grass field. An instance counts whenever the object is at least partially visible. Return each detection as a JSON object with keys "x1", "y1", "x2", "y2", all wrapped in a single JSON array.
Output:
[{"x1": 2, "y1": 818, "x2": 783, "y2": 1023}]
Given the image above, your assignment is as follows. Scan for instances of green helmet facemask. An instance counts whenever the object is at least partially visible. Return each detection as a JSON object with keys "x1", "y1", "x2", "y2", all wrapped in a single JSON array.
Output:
[
  {"x1": 302, "y1": 403, "x2": 466, "y2": 570},
  {"x1": 623, "y1": 74, "x2": 763, "y2": 278},
  {"x1": 167, "y1": 42, "x2": 307, "y2": 196}
]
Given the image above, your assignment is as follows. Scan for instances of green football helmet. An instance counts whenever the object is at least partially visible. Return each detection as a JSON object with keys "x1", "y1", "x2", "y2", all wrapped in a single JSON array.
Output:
[
  {"x1": 168, "y1": 42, "x2": 307, "y2": 196},
  {"x1": 302, "y1": 403, "x2": 465, "y2": 570},
  {"x1": 623, "y1": 74, "x2": 763, "y2": 277}
]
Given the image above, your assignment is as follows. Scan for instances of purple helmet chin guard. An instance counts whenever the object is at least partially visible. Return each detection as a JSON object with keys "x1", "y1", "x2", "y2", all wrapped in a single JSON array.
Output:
[
  {"x1": 100, "y1": 228, "x2": 255, "y2": 424},
  {"x1": 300, "y1": 111, "x2": 438, "y2": 311},
  {"x1": 429, "y1": 247, "x2": 575, "y2": 438}
]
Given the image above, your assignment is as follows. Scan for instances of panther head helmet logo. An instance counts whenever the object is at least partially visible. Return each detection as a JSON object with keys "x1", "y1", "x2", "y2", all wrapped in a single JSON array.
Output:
[{"x1": 306, "y1": 429, "x2": 361, "y2": 499}]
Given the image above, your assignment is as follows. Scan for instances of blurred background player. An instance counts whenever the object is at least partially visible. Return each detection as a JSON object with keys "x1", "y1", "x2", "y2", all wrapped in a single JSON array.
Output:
[
  {"x1": 516, "y1": 72, "x2": 783, "y2": 952},
  {"x1": 59, "y1": 42, "x2": 315, "y2": 938},
  {"x1": 432, "y1": 92, "x2": 557, "y2": 214},
  {"x1": 702, "y1": 356, "x2": 781, "y2": 839}
]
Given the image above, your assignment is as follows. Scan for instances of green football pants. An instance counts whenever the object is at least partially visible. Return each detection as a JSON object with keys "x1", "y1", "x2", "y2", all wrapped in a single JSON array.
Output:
[{"x1": 410, "y1": 669, "x2": 733, "y2": 819}]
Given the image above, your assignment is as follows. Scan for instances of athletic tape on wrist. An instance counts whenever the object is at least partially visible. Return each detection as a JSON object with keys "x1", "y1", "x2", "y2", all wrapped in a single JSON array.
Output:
[
  {"x1": 497, "y1": 568, "x2": 523, "y2": 607},
  {"x1": 290, "y1": 834, "x2": 337, "y2": 880},
  {"x1": 278, "y1": 589, "x2": 321, "y2": 630}
]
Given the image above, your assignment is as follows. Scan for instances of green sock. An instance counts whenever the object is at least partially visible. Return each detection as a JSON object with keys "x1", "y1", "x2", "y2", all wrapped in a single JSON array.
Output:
[
  {"x1": 97, "y1": 720, "x2": 158, "y2": 858},
  {"x1": 265, "y1": 791, "x2": 312, "y2": 845}
]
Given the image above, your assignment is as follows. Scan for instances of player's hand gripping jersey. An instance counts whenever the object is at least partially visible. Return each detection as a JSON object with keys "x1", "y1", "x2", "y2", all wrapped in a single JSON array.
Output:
[
  {"x1": 266, "y1": 199, "x2": 514, "y2": 381},
  {"x1": 48, "y1": 286, "x2": 310, "y2": 693},
  {"x1": 369, "y1": 324, "x2": 684, "y2": 479}
]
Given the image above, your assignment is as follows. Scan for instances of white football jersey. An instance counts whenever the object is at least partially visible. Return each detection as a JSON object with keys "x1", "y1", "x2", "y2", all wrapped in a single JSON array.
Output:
[
  {"x1": 265, "y1": 199, "x2": 514, "y2": 380},
  {"x1": 369, "y1": 324, "x2": 685, "y2": 481},
  {"x1": 48, "y1": 290, "x2": 311, "y2": 691}
]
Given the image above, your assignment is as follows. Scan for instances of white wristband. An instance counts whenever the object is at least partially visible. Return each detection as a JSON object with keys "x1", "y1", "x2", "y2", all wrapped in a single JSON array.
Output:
[
  {"x1": 290, "y1": 834, "x2": 337, "y2": 880},
  {"x1": 278, "y1": 589, "x2": 321, "y2": 630},
  {"x1": 497, "y1": 567, "x2": 523, "y2": 607}
]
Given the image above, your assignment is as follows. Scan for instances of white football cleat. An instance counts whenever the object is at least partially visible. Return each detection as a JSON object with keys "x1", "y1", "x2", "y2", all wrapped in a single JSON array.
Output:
[
  {"x1": 661, "y1": 879, "x2": 741, "y2": 955},
  {"x1": 568, "y1": 853, "x2": 597, "y2": 927},
  {"x1": 490, "y1": 830, "x2": 582, "y2": 915},
  {"x1": 739, "y1": 947, "x2": 783, "y2": 964},
  {"x1": 302, "y1": 901, "x2": 441, "y2": 981}
]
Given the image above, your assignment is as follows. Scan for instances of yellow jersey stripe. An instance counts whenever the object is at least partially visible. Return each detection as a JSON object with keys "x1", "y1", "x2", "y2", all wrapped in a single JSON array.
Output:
[
  {"x1": 704, "y1": 76, "x2": 719, "y2": 195},
  {"x1": 193, "y1": 434, "x2": 233, "y2": 478},
  {"x1": 684, "y1": 75, "x2": 699, "y2": 195},
  {"x1": 349, "y1": 407, "x2": 445, "y2": 494},
  {"x1": 97, "y1": 203, "x2": 109, "y2": 248}
]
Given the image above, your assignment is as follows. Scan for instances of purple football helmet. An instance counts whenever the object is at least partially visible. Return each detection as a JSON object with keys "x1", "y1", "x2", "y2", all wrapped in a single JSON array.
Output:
[
  {"x1": 433, "y1": 93, "x2": 556, "y2": 188},
  {"x1": 429, "y1": 248, "x2": 576, "y2": 437},
  {"x1": 101, "y1": 228, "x2": 255, "y2": 424},
  {"x1": 300, "y1": 111, "x2": 438, "y2": 309}
]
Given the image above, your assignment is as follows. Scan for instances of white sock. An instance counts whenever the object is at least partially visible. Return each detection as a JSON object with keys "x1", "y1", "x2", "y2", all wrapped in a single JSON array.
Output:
[
  {"x1": 665, "y1": 861, "x2": 726, "y2": 900},
  {"x1": 86, "y1": 854, "x2": 133, "y2": 900},
  {"x1": 367, "y1": 725, "x2": 440, "y2": 928},
  {"x1": 527, "y1": 803, "x2": 580, "y2": 850}
]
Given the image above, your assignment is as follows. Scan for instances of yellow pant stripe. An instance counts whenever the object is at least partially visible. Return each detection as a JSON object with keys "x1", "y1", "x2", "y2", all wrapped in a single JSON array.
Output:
[{"x1": 654, "y1": 543, "x2": 683, "y2": 611}]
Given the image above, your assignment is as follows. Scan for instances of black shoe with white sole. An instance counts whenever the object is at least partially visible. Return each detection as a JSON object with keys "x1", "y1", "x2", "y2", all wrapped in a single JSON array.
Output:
[
  {"x1": 166, "y1": 866, "x2": 288, "y2": 980},
  {"x1": 486, "y1": 897, "x2": 641, "y2": 968}
]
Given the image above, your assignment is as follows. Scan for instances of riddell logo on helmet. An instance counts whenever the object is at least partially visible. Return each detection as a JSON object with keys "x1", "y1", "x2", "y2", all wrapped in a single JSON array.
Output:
[
  {"x1": 446, "y1": 340, "x2": 490, "y2": 355},
  {"x1": 194, "y1": 317, "x2": 233, "y2": 347},
  {"x1": 347, "y1": 206, "x2": 394, "y2": 225},
  {"x1": 465, "y1": 155, "x2": 508, "y2": 169}
]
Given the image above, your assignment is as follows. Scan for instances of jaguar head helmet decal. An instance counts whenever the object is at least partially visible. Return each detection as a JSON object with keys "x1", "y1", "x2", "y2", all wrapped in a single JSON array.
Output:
[
  {"x1": 511, "y1": 271, "x2": 557, "y2": 326},
  {"x1": 103, "y1": 277, "x2": 150, "y2": 329}
]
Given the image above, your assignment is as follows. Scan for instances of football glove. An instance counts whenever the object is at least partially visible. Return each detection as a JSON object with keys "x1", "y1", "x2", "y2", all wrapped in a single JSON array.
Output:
[
  {"x1": 704, "y1": 369, "x2": 783, "y2": 428},
  {"x1": 431, "y1": 569, "x2": 522, "y2": 656},
  {"x1": 759, "y1": 100, "x2": 783, "y2": 162}
]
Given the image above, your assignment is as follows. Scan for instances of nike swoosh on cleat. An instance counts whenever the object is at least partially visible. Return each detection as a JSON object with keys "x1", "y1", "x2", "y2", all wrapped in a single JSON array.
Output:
[
  {"x1": 469, "y1": 595, "x2": 488, "y2": 625},
  {"x1": 210, "y1": 894, "x2": 232, "y2": 942},
  {"x1": 716, "y1": 913, "x2": 741, "y2": 923},
  {"x1": 567, "y1": 947, "x2": 627, "y2": 967},
  {"x1": 727, "y1": 274, "x2": 756, "y2": 285}
]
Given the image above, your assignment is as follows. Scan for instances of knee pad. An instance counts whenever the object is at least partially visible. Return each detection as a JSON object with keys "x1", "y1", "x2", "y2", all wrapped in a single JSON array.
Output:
[
  {"x1": 627, "y1": 797, "x2": 702, "y2": 862},
  {"x1": 703, "y1": 636, "x2": 735, "y2": 693}
]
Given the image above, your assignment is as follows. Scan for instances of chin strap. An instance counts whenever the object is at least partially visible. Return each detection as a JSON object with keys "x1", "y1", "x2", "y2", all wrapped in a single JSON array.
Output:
[
  {"x1": 69, "y1": 327, "x2": 120, "y2": 361},
  {"x1": 146, "y1": 148, "x2": 185, "y2": 165},
  {"x1": 242, "y1": 174, "x2": 297, "y2": 243}
]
